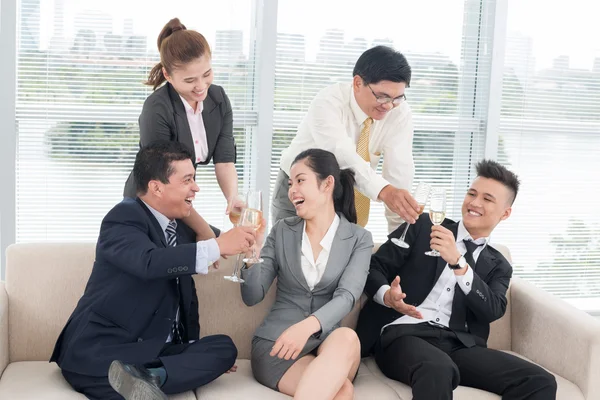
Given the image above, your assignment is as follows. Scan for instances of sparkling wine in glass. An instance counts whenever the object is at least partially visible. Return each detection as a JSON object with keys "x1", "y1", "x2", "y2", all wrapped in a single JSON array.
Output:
[
  {"x1": 224, "y1": 193, "x2": 248, "y2": 283},
  {"x1": 425, "y1": 188, "x2": 447, "y2": 257},
  {"x1": 226, "y1": 194, "x2": 246, "y2": 226},
  {"x1": 391, "y1": 182, "x2": 431, "y2": 248},
  {"x1": 242, "y1": 190, "x2": 264, "y2": 264}
]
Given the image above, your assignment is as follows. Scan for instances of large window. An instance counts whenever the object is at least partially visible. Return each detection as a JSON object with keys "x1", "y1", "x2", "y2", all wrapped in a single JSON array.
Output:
[
  {"x1": 16, "y1": 0, "x2": 257, "y2": 241},
  {"x1": 493, "y1": 0, "x2": 600, "y2": 310},
  {"x1": 7, "y1": 0, "x2": 600, "y2": 311}
]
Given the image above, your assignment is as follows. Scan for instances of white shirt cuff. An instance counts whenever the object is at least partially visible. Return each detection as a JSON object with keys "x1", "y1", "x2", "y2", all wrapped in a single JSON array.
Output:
[
  {"x1": 456, "y1": 266, "x2": 474, "y2": 295},
  {"x1": 374, "y1": 285, "x2": 392, "y2": 307},
  {"x1": 195, "y1": 239, "x2": 221, "y2": 275}
]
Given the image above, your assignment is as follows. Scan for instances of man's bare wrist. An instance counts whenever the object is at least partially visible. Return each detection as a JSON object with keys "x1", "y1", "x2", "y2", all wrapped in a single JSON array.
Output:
[
  {"x1": 383, "y1": 289, "x2": 392, "y2": 307},
  {"x1": 378, "y1": 185, "x2": 392, "y2": 202}
]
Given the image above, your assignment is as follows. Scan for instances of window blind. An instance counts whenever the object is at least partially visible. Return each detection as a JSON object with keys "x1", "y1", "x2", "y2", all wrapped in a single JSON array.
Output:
[
  {"x1": 15, "y1": 0, "x2": 257, "y2": 241},
  {"x1": 272, "y1": 0, "x2": 493, "y2": 242},
  {"x1": 494, "y1": 0, "x2": 600, "y2": 310}
]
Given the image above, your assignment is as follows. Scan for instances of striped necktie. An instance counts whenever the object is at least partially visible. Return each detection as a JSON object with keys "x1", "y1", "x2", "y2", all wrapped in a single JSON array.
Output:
[
  {"x1": 165, "y1": 221, "x2": 183, "y2": 344},
  {"x1": 354, "y1": 117, "x2": 373, "y2": 227},
  {"x1": 166, "y1": 220, "x2": 177, "y2": 247}
]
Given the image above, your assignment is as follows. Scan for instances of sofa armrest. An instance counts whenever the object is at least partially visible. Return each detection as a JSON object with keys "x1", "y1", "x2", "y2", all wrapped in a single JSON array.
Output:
[
  {"x1": 510, "y1": 276, "x2": 600, "y2": 399},
  {"x1": 0, "y1": 282, "x2": 8, "y2": 377}
]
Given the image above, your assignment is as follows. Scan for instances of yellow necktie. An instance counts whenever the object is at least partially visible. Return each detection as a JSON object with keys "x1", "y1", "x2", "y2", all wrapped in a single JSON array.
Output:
[{"x1": 354, "y1": 117, "x2": 373, "y2": 227}]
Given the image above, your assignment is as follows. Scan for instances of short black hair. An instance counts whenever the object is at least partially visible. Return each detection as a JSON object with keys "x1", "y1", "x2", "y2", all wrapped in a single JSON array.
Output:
[
  {"x1": 475, "y1": 159, "x2": 520, "y2": 205},
  {"x1": 133, "y1": 141, "x2": 193, "y2": 195},
  {"x1": 353, "y1": 46, "x2": 411, "y2": 86}
]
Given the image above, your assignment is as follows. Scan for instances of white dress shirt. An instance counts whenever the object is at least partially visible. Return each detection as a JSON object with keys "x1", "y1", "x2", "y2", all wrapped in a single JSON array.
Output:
[
  {"x1": 301, "y1": 214, "x2": 340, "y2": 290},
  {"x1": 142, "y1": 200, "x2": 220, "y2": 274},
  {"x1": 179, "y1": 96, "x2": 209, "y2": 164},
  {"x1": 279, "y1": 82, "x2": 415, "y2": 233},
  {"x1": 374, "y1": 220, "x2": 489, "y2": 332}
]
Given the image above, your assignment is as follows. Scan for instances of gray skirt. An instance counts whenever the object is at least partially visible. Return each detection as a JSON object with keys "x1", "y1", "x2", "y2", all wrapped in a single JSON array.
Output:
[{"x1": 251, "y1": 335, "x2": 324, "y2": 391}]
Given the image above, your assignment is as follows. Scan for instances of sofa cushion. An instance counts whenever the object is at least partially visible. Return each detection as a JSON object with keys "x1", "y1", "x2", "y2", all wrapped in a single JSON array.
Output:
[
  {"x1": 196, "y1": 359, "x2": 401, "y2": 399},
  {"x1": 195, "y1": 359, "x2": 289, "y2": 399},
  {"x1": 3, "y1": 242, "x2": 514, "y2": 362},
  {"x1": 362, "y1": 354, "x2": 583, "y2": 400},
  {"x1": 194, "y1": 268, "x2": 276, "y2": 360},
  {"x1": 0, "y1": 361, "x2": 195, "y2": 400},
  {"x1": 5, "y1": 243, "x2": 96, "y2": 363}
]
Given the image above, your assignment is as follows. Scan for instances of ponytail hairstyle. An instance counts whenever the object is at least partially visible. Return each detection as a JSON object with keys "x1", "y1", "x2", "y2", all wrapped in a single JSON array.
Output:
[
  {"x1": 145, "y1": 18, "x2": 212, "y2": 90},
  {"x1": 292, "y1": 149, "x2": 357, "y2": 224}
]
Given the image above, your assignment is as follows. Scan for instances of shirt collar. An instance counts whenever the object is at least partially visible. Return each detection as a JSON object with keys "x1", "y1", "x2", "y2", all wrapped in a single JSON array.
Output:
[
  {"x1": 348, "y1": 83, "x2": 369, "y2": 127},
  {"x1": 140, "y1": 199, "x2": 173, "y2": 234},
  {"x1": 179, "y1": 95, "x2": 204, "y2": 115},
  {"x1": 457, "y1": 220, "x2": 490, "y2": 247},
  {"x1": 302, "y1": 213, "x2": 341, "y2": 253}
]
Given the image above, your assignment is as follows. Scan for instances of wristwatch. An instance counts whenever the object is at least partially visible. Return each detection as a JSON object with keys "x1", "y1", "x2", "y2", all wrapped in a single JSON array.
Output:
[{"x1": 449, "y1": 255, "x2": 468, "y2": 270}]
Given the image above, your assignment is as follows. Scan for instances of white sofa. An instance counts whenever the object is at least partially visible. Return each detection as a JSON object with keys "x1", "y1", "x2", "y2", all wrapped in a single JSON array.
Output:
[{"x1": 0, "y1": 243, "x2": 599, "y2": 399}]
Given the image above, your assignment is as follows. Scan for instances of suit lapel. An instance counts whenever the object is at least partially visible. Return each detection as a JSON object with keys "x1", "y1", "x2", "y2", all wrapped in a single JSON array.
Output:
[
  {"x1": 313, "y1": 215, "x2": 354, "y2": 292},
  {"x1": 433, "y1": 221, "x2": 459, "y2": 283},
  {"x1": 201, "y1": 93, "x2": 219, "y2": 160},
  {"x1": 167, "y1": 83, "x2": 196, "y2": 161},
  {"x1": 135, "y1": 198, "x2": 167, "y2": 247},
  {"x1": 282, "y1": 217, "x2": 311, "y2": 291},
  {"x1": 473, "y1": 246, "x2": 497, "y2": 281}
]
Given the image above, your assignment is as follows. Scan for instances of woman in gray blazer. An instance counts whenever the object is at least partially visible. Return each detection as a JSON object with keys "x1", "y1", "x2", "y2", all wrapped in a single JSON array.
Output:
[
  {"x1": 124, "y1": 18, "x2": 238, "y2": 239},
  {"x1": 241, "y1": 149, "x2": 373, "y2": 399}
]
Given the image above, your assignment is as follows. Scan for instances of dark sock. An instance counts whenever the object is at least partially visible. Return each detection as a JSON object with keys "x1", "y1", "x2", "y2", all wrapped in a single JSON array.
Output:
[{"x1": 147, "y1": 367, "x2": 167, "y2": 387}]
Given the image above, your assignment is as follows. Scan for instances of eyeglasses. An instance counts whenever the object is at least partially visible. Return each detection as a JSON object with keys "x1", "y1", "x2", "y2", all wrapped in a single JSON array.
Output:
[{"x1": 367, "y1": 83, "x2": 407, "y2": 106}]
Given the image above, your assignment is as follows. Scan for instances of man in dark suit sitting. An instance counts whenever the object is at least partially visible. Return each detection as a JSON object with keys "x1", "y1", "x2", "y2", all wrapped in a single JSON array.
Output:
[
  {"x1": 50, "y1": 141, "x2": 257, "y2": 400},
  {"x1": 357, "y1": 160, "x2": 557, "y2": 400}
]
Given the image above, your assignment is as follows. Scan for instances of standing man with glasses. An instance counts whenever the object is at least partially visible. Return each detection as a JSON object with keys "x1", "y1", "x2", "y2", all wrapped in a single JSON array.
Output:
[{"x1": 274, "y1": 46, "x2": 419, "y2": 232}]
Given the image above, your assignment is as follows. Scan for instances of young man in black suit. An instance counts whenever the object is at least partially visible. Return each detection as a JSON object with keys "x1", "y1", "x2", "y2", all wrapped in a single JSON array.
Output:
[
  {"x1": 51, "y1": 141, "x2": 258, "y2": 400},
  {"x1": 356, "y1": 160, "x2": 557, "y2": 400}
]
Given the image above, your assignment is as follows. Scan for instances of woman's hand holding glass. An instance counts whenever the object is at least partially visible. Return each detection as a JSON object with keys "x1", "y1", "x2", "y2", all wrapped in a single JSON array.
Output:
[{"x1": 226, "y1": 194, "x2": 246, "y2": 226}]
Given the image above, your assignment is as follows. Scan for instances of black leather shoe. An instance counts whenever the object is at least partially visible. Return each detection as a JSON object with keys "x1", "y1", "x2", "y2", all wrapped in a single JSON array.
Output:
[{"x1": 108, "y1": 360, "x2": 167, "y2": 400}]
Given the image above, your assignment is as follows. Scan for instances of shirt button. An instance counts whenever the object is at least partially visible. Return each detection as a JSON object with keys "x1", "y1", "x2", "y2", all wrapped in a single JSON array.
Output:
[
  {"x1": 306, "y1": 292, "x2": 312, "y2": 298},
  {"x1": 195, "y1": 140, "x2": 199, "y2": 144},
  {"x1": 436, "y1": 318, "x2": 440, "y2": 322},
  {"x1": 303, "y1": 312, "x2": 310, "y2": 317},
  {"x1": 466, "y1": 282, "x2": 470, "y2": 286},
  {"x1": 446, "y1": 288, "x2": 451, "y2": 292},
  {"x1": 196, "y1": 158, "x2": 200, "y2": 162}
]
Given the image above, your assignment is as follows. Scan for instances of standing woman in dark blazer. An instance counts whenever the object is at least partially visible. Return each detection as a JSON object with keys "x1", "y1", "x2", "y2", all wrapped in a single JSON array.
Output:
[{"x1": 124, "y1": 18, "x2": 237, "y2": 239}]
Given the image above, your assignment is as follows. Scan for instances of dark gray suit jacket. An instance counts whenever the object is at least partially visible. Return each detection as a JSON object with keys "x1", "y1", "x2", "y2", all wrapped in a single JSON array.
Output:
[
  {"x1": 124, "y1": 82, "x2": 235, "y2": 197},
  {"x1": 240, "y1": 214, "x2": 373, "y2": 341}
]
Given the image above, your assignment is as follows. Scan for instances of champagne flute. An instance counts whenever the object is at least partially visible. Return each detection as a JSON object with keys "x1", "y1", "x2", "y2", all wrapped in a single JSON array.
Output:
[
  {"x1": 224, "y1": 193, "x2": 247, "y2": 283},
  {"x1": 242, "y1": 190, "x2": 264, "y2": 264},
  {"x1": 391, "y1": 182, "x2": 431, "y2": 248},
  {"x1": 425, "y1": 187, "x2": 447, "y2": 257}
]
